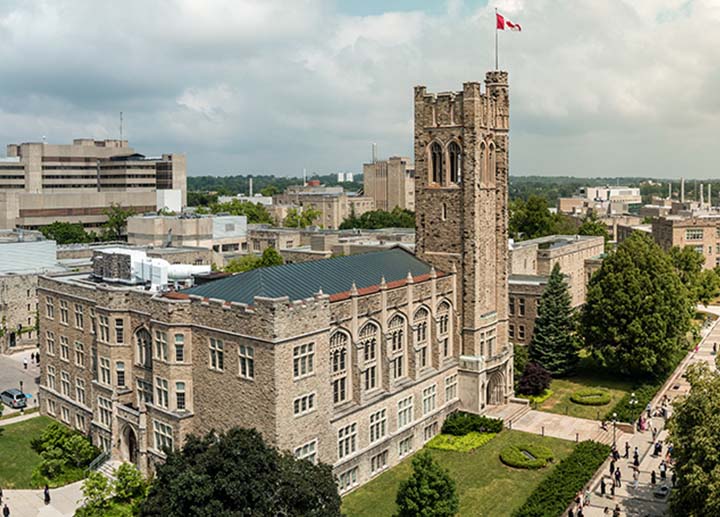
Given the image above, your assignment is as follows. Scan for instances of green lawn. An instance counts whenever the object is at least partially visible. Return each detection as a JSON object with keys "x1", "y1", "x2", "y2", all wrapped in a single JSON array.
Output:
[
  {"x1": 535, "y1": 353, "x2": 634, "y2": 420},
  {"x1": 0, "y1": 416, "x2": 54, "y2": 488},
  {"x1": 342, "y1": 430, "x2": 575, "y2": 517}
]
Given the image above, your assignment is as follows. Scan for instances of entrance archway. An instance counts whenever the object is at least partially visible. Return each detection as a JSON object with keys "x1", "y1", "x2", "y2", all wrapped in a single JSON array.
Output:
[
  {"x1": 486, "y1": 371, "x2": 505, "y2": 405},
  {"x1": 122, "y1": 426, "x2": 139, "y2": 466}
]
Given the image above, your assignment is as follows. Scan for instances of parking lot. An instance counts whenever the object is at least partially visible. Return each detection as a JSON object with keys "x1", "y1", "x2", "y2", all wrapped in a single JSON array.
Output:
[{"x1": 0, "y1": 348, "x2": 40, "y2": 416}]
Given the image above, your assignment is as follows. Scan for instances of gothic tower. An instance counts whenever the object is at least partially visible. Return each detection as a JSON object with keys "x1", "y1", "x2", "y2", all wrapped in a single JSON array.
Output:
[{"x1": 414, "y1": 70, "x2": 513, "y2": 412}]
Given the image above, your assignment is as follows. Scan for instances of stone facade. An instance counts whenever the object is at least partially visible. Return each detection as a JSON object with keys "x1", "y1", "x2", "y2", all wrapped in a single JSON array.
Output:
[
  {"x1": 652, "y1": 216, "x2": 720, "y2": 269},
  {"x1": 0, "y1": 274, "x2": 39, "y2": 353}
]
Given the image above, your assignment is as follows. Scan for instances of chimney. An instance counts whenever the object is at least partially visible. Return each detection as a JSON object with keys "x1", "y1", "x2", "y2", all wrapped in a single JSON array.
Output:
[
  {"x1": 681, "y1": 177, "x2": 685, "y2": 203},
  {"x1": 700, "y1": 183, "x2": 704, "y2": 206},
  {"x1": 709, "y1": 184, "x2": 712, "y2": 209},
  {"x1": 668, "y1": 182, "x2": 672, "y2": 200},
  {"x1": 249, "y1": 177, "x2": 253, "y2": 197}
]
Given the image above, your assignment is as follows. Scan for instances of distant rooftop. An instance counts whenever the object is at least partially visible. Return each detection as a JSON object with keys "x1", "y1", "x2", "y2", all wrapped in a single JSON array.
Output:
[
  {"x1": 512, "y1": 234, "x2": 602, "y2": 250},
  {"x1": 182, "y1": 247, "x2": 438, "y2": 305}
]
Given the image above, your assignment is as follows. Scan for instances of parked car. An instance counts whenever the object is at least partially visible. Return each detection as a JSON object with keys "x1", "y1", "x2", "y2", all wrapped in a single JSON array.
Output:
[{"x1": 1, "y1": 388, "x2": 27, "y2": 409}]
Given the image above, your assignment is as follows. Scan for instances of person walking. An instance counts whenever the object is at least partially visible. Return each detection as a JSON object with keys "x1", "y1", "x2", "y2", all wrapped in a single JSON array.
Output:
[
  {"x1": 671, "y1": 471, "x2": 677, "y2": 487},
  {"x1": 577, "y1": 507, "x2": 584, "y2": 517},
  {"x1": 23, "y1": 358, "x2": 27, "y2": 369},
  {"x1": 615, "y1": 468, "x2": 622, "y2": 487},
  {"x1": 2, "y1": 504, "x2": 9, "y2": 517},
  {"x1": 43, "y1": 485, "x2": 50, "y2": 505},
  {"x1": 633, "y1": 455, "x2": 640, "y2": 468},
  {"x1": 604, "y1": 507, "x2": 610, "y2": 515},
  {"x1": 584, "y1": 488, "x2": 591, "y2": 507},
  {"x1": 646, "y1": 403, "x2": 652, "y2": 418},
  {"x1": 568, "y1": 508, "x2": 575, "y2": 517},
  {"x1": 601, "y1": 476, "x2": 607, "y2": 496},
  {"x1": 613, "y1": 504, "x2": 622, "y2": 517},
  {"x1": 610, "y1": 481, "x2": 616, "y2": 497},
  {"x1": 633, "y1": 469, "x2": 639, "y2": 490},
  {"x1": 651, "y1": 470, "x2": 657, "y2": 485},
  {"x1": 652, "y1": 426, "x2": 658, "y2": 442},
  {"x1": 610, "y1": 460, "x2": 616, "y2": 476},
  {"x1": 624, "y1": 442, "x2": 629, "y2": 459},
  {"x1": 660, "y1": 461, "x2": 667, "y2": 480}
]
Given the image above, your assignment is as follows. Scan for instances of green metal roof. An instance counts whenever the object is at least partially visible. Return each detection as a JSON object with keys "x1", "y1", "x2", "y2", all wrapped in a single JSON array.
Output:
[{"x1": 182, "y1": 247, "x2": 432, "y2": 305}]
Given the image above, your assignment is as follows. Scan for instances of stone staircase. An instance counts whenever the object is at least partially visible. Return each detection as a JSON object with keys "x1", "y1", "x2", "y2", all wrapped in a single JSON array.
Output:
[
  {"x1": 485, "y1": 399, "x2": 532, "y2": 429},
  {"x1": 96, "y1": 460, "x2": 123, "y2": 482}
]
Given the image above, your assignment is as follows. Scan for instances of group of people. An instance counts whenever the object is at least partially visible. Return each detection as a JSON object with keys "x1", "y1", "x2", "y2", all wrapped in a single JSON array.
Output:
[
  {"x1": 0, "y1": 484, "x2": 51, "y2": 515},
  {"x1": 22, "y1": 352, "x2": 40, "y2": 370}
]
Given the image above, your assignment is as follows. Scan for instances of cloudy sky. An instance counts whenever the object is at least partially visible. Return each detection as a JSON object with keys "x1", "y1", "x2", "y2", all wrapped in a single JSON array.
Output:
[{"x1": 0, "y1": 0, "x2": 718, "y2": 178}]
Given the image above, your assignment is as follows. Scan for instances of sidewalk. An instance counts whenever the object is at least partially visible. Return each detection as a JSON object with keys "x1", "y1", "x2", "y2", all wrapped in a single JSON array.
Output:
[
  {"x1": 1, "y1": 481, "x2": 83, "y2": 517},
  {"x1": 576, "y1": 308, "x2": 720, "y2": 516}
]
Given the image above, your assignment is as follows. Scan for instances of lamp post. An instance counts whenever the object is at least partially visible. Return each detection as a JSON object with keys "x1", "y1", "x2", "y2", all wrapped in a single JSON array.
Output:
[
  {"x1": 612, "y1": 412, "x2": 618, "y2": 449},
  {"x1": 629, "y1": 392, "x2": 638, "y2": 428}
]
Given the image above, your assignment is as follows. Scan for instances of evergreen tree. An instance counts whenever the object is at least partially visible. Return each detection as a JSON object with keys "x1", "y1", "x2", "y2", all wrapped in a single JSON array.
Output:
[
  {"x1": 395, "y1": 451, "x2": 459, "y2": 517},
  {"x1": 582, "y1": 232, "x2": 693, "y2": 377},
  {"x1": 528, "y1": 263, "x2": 579, "y2": 375}
]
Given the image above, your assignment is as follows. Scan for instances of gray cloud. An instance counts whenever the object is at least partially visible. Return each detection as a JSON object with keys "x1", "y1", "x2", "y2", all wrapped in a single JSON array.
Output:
[{"x1": 0, "y1": 0, "x2": 718, "y2": 178}]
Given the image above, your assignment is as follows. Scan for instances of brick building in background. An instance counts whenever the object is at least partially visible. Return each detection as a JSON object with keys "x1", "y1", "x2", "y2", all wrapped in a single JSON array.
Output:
[{"x1": 37, "y1": 71, "x2": 514, "y2": 492}]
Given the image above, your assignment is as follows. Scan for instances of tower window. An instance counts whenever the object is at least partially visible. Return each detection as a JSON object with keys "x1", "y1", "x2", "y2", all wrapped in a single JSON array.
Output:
[
  {"x1": 430, "y1": 142, "x2": 444, "y2": 184},
  {"x1": 448, "y1": 142, "x2": 461, "y2": 183}
]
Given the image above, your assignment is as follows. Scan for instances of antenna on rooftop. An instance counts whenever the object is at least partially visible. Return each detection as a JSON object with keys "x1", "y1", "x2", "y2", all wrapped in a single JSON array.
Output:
[
  {"x1": 120, "y1": 111, "x2": 124, "y2": 142},
  {"x1": 303, "y1": 168, "x2": 307, "y2": 186},
  {"x1": 372, "y1": 143, "x2": 377, "y2": 163}
]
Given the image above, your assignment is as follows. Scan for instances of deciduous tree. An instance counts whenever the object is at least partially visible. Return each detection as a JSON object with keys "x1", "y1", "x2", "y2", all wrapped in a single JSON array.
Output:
[
  {"x1": 40, "y1": 221, "x2": 94, "y2": 244},
  {"x1": 517, "y1": 362, "x2": 552, "y2": 396},
  {"x1": 395, "y1": 450, "x2": 459, "y2": 517}
]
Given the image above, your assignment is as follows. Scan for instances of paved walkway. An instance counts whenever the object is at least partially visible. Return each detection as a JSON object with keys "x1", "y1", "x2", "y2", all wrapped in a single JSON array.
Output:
[
  {"x1": 573, "y1": 306, "x2": 720, "y2": 517},
  {"x1": 1, "y1": 482, "x2": 83, "y2": 517},
  {"x1": 510, "y1": 410, "x2": 622, "y2": 446}
]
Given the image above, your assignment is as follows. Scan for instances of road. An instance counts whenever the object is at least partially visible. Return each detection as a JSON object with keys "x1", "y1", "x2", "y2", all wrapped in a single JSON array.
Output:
[{"x1": 0, "y1": 348, "x2": 41, "y2": 416}]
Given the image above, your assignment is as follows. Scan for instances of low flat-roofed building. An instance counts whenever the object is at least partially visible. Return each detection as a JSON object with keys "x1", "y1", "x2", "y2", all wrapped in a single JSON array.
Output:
[
  {"x1": 652, "y1": 215, "x2": 720, "y2": 269},
  {"x1": 127, "y1": 214, "x2": 247, "y2": 253}
]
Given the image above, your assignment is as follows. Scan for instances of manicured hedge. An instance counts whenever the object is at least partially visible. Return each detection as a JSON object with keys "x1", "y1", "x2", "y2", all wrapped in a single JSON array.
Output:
[
  {"x1": 427, "y1": 432, "x2": 497, "y2": 453},
  {"x1": 500, "y1": 444, "x2": 554, "y2": 469},
  {"x1": 512, "y1": 441, "x2": 611, "y2": 517},
  {"x1": 518, "y1": 389, "x2": 554, "y2": 405},
  {"x1": 570, "y1": 388, "x2": 611, "y2": 406},
  {"x1": 441, "y1": 411, "x2": 504, "y2": 436}
]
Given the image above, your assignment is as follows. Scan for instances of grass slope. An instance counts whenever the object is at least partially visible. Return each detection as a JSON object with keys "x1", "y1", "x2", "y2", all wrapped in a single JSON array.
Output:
[{"x1": 0, "y1": 416, "x2": 54, "y2": 488}]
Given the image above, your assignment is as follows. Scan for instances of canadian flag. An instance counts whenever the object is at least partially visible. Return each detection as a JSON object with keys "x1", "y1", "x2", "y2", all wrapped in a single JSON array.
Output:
[{"x1": 496, "y1": 12, "x2": 522, "y2": 31}]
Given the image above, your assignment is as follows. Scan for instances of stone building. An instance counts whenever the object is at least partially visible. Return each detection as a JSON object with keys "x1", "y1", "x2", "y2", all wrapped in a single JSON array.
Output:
[
  {"x1": 0, "y1": 139, "x2": 186, "y2": 229},
  {"x1": 274, "y1": 185, "x2": 375, "y2": 230},
  {"x1": 127, "y1": 214, "x2": 247, "y2": 253},
  {"x1": 508, "y1": 235, "x2": 604, "y2": 345},
  {"x1": 37, "y1": 71, "x2": 514, "y2": 491},
  {"x1": 652, "y1": 215, "x2": 720, "y2": 269},
  {"x1": 363, "y1": 157, "x2": 415, "y2": 211}
]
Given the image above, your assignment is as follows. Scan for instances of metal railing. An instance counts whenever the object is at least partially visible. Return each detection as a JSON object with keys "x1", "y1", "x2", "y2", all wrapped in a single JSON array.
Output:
[{"x1": 86, "y1": 450, "x2": 110, "y2": 473}]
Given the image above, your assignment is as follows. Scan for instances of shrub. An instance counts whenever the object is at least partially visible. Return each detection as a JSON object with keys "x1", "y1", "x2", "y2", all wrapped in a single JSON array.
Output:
[
  {"x1": 427, "y1": 432, "x2": 497, "y2": 453},
  {"x1": 570, "y1": 388, "x2": 611, "y2": 406},
  {"x1": 512, "y1": 441, "x2": 611, "y2": 517},
  {"x1": 114, "y1": 463, "x2": 147, "y2": 502},
  {"x1": 29, "y1": 421, "x2": 100, "y2": 487},
  {"x1": 395, "y1": 451, "x2": 458, "y2": 517},
  {"x1": 441, "y1": 412, "x2": 503, "y2": 436},
  {"x1": 518, "y1": 389, "x2": 554, "y2": 405},
  {"x1": 517, "y1": 362, "x2": 551, "y2": 396},
  {"x1": 500, "y1": 444, "x2": 554, "y2": 469}
]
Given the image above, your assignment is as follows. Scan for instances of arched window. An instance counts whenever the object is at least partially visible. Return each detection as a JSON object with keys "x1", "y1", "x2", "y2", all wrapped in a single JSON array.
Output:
[
  {"x1": 330, "y1": 331, "x2": 349, "y2": 404},
  {"x1": 437, "y1": 301, "x2": 451, "y2": 358},
  {"x1": 430, "y1": 142, "x2": 444, "y2": 184},
  {"x1": 388, "y1": 315, "x2": 405, "y2": 380},
  {"x1": 448, "y1": 142, "x2": 461, "y2": 184},
  {"x1": 359, "y1": 323, "x2": 379, "y2": 391},
  {"x1": 135, "y1": 328, "x2": 152, "y2": 368},
  {"x1": 414, "y1": 307, "x2": 430, "y2": 369}
]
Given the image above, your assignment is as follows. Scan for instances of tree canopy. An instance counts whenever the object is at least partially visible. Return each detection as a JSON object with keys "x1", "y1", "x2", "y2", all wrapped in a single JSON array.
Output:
[
  {"x1": 667, "y1": 363, "x2": 720, "y2": 516},
  {"x1": 139, "y1": 427, "x2": 341, "y2": 517},
  {"x1": 577, "y1": 213, "x2": 610, "y2": 245},
  {"x1": 509, "y1": 195, "x2": 576, "y2": 241},
  {"x1": 529, "y1": 263, "x2": 580, "y2": 376},
  {"x1": 284, "y1": 207, "x2": 321, "y2": 228},
  {"x1": 339, "y1": 207, "x2": 414, "y2": 230},
  {"x1": 224, "y1": 247, "x2": 284, "y2": 273},
  {"x1": 40, "y1": 221, "x2": 95, "y2": 244},
  {"x1": 517, "y1": 362, "x2": 552, "y2": 396},
  {"x1": 394, "y1": 450, "x2": 459, "y2": 517},
  {"x1": 669, "y1": 245, "x2": 720, "y2": 305},
  {"x1": 581, "y1": 232, "x2": 693, "y2": 377},
  {"x1": 207, "y1": 199, "x2": 273, "y2": 224},
  {"x1": 102, "y1": 203, "x2": 135, "y2": 241}
]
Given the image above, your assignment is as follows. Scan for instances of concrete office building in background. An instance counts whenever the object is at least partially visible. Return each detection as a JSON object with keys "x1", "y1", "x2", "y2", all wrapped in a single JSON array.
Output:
[
  {"x1": 363, "y1": 157, "x2": 415, "y2": 211},
  {"x1": 0, "y1": 139, "x2": 186, "y2": 229}
]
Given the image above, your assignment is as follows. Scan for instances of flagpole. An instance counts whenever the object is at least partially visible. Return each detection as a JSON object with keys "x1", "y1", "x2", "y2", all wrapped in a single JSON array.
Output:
[{"x1": 495, "y1": 8, "x2": 499, "y2": 70}]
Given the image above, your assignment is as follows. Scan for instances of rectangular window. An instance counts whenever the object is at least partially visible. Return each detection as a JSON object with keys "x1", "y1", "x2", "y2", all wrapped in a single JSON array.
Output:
[
  {"x1": 370, "y1": 450, "x2": 388, "y2": 474},
  {"x1": 61, "y1": 406, "x2": 70, "y2": 424},
  {"x1": 209, "y1": 338, "x2": 224, "y2": 371},
  {"x1": 338, "y1": 467, "x2": 359, "y2": 493},
  {"x1": 98, "y1": 315, "x2": 109, "y2": 342},
  {"x1": 418, "y1": 346, "x2": 428, "y2": 368},
  {"x1": 75, "y1": 414, "x2": 86, "y2": 431},
  {"x1": 89, "y1": 308, "x2": 96, "y2": 335},
  {"x1": 293, "y1": 343, "x2": 315, "y2": 378},
  {"x1": 391, "y1": 356, "x2": 403, "y2": 379},
  {"x1": 422, "y1": 384, "x2": 437, "y2": 415},
  {"x1": 686, "y1": 228, "x2": 704, "y2": 241},
  {"x1": 423, "y1": 422, "x2": 439, "y2": 442},
  {"x1": 59, "y1": 300, "x2": 68, "y2": 324},
  {"x1": 519, "y1": 325, "x2": 526, "y2": 340},
  {"x1": 60, "y1": 371, "x2": 71, "y2": 396},
  {"x1": 518, "y1": 298, "x2": 526, "y2": 316},
  {"x1": 397, "y1": 396, "x2": 413, "y2": 429},
  {"x1": 60, "y1": 336, "x2": 69, "y2": 361},
  {"x1": 695, "y1": 245, "x2": 704, "y2": 254},
  {"x1": 47, "y1": 365, "x2": 56, "y2": 390},
  {"x1": 74, "y1": 304, "x2": 84, "y2": 329},
  {"x1": 116, "y1": 362, "x2": 125, "y2": 387},
  {"x1": 76, "y1": 378, "x2": 86, "y2": 405},
  {"x1": 176, "y1": 382, "x2": 186, "y2": 411},
  {"x1": 115, "y1": 319, "x2": 124, "y2": 343},
  {"x1": 337, "y1": 423, "x2": 357, "y2": 459},
  {"x1": 364, "y1": 366, "x2": 377, "y2": 390},
  {"x1": 46, "y1": 297, "x2": 55, "y2": 319},
  {"x1": 47, "y1": 399, "x2": 56, "y2": 416},
  {"x1": 508, "y1": 297, "x2": 515, "y2": 315},
  {"x1": 238, "y1": 345, "x2": 254, "y2": 380},
  {"x1": 155, "y1": 377, "x2": 169, "y2": 409},
  {"x1": 293, "y1": 393, "x2": 316, "y2": 416},
  {"x1": 445, "y1": 374, "x2": 458, "y2": 401},
  {"x1": 46, "y1": 331, "x2": 55, "y2": 356},
  {"x1": 442, "y1": 337, "x2": 450, "y2": 357},
  {"x1": 137, "y1": 379, "x2": 153, "y2": 404},
  {"x1": 174, "y1": 334, "x2": 185, "y2": 362},
  {"x1": 99, "y1": 357, "x2": 111, "y2": 385},
  {"x1": 333, "y1": 377, "x2": 346, "y2": 404},
  {"x1": 98, "y1": 397, "x2": 112, "y2": 427},
  {"x1": 398, "y1": 436, "x2": 413, "y2": 457},
  {"x1": 74, "y1": 342, "x2": 85, "y2": 368},
  {"x1": 369, "y1": 409, "x2": 387, "y2": 443},
  {"x1": 294, "y1": 440, "x2": 317, "y2": 463},
  {"x1": 153, "y1": 420, "x2": 173, "y2": 451},
  {"x1": 154, "y1": 330, "x2": 168, "y2": 361},
  {"x1": 509, "y1": 324, "x2": 515, "y2": 339}
]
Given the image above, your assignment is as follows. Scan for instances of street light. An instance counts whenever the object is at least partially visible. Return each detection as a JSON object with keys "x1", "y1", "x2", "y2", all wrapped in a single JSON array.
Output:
[
  {"x1": 629, "y1": 392, "x2": 639, "y2": 429},
  {"x1": 612, "y1": 412, "x2": 618, "y2": 449}
]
